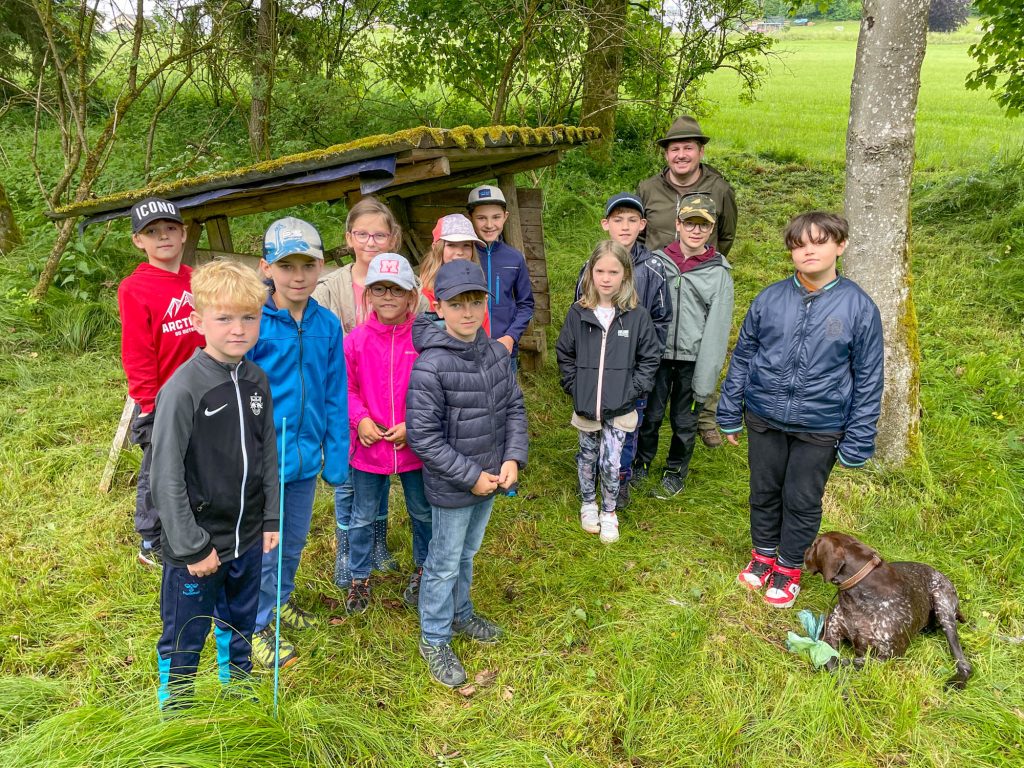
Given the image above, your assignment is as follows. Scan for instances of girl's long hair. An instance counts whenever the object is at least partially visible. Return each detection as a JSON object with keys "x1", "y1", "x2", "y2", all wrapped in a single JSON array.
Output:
[
  {"x1": 419, "y1": 236, "x2": 482, "y2": 295},
  {"x1": 578, "y1": 240, "x2": 637, "y2": 311}
]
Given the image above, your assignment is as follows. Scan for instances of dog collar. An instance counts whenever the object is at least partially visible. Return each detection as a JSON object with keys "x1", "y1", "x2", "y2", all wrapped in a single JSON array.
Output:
[{"x1": 837, "y1": 555, "x2": 882, "y2": 591}]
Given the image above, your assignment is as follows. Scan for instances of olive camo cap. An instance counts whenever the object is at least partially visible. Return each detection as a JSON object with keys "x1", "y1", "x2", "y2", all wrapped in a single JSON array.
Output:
[{"x1": 676, "y1": 193, "x2": 717, "y2": 224}]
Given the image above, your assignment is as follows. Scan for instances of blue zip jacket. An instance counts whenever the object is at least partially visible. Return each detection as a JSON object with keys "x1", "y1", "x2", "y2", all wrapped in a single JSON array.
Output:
[
  {"x1": 248, "y1": 294, "x2": 348, "y2": 485},
  {"x1": 475, "y1": 238, "x2": 535, "y2": 353},
  {"x1": 717, "y1": 274, "x2": 884, "y2": 467}
]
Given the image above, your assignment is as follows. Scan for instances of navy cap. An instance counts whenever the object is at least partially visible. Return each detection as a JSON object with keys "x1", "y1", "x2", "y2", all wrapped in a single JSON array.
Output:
[
  {"x1": 131, "y1": 197, "x2": 183, "y2": 233},
  {"x1": 434, "y1": 260, "x2": 490, "y2": 301},
  {"x1": 604, "y1": 192, "x2": 646, "y2": 218}
]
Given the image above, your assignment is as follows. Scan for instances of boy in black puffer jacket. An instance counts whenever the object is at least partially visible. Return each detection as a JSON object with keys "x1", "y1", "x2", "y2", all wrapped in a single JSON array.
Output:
[{"x1": 406, "y1": 260, "x2": 528, "y2": 689}]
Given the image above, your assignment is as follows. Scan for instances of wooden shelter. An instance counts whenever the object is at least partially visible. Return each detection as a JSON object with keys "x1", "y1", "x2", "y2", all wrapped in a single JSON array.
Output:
[{"x1": 46, "y1": 124, "x2": 599, "y2": 490}]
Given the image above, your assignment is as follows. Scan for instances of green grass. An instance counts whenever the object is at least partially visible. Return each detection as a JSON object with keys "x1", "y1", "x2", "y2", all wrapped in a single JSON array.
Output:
[
  {"x1": 1, "y1": 26, "x2": 1024, "y2": 768},
  {"x1": 705, "y1": 23, "x2": 1021, "y2": 171}
]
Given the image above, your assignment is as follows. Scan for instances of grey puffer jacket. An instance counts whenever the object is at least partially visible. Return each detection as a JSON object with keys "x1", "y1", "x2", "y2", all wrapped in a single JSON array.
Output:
[{"x1": 406, "y1": 314, "x2": 529, "y2": 508}]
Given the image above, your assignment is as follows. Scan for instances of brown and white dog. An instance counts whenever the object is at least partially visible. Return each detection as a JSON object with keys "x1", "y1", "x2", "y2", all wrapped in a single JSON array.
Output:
[{"x1": 804, "y1": 531, "x2": 972, "y2": 689}]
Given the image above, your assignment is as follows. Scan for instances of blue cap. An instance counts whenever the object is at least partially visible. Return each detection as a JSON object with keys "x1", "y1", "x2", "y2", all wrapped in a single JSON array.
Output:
[
  {"x1": 263, "y1": 217, "x2": 324, "y2": 264},
  {"x1": 434, "y1": 260, "x2": 490, "y2": 301},
  {"x1": 604, "y1": 192, "x2": 645, "y2": 218}
]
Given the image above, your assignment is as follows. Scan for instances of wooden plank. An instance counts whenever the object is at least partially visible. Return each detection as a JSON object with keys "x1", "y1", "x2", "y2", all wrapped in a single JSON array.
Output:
[
  {"x1": 517, "y1": 187, "x2": 543, "y2": 207},
  {"x1": 99, "y1": 396, "x2": 136, "y2": 493},
  {"x1": 386, "y1": 152, "x2": 561, "y2": 200},
  {"x1": 205, "y1": 216, "x2": 234, "y2": 252},
  {"x1": 390, "y1": 197, "x2": 428, "y2": 267},
  {"x1": 194, "y1": 248, "x2": 343, "y2": 278},
  {"x1": 497, "y1": 174, "x2": 525, "y2": 253},
  {"x1": 181, "y1": 220, "x2": 204, "y2": 266}
]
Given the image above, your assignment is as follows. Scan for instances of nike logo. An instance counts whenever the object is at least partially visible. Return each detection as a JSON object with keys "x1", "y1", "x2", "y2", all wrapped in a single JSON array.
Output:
[{"x1": 204, "y1": 404, "x2": 227, "y2": 417}]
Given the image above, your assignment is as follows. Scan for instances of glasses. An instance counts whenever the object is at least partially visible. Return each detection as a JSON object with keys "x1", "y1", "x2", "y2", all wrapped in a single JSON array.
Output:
[
  {"x1": 350, "y1": 230, "x2": 392, "y2": 245},
  {"x1": 368, "y1": 284, "x2": 409, "y2": 297},
  {"x1": 679, "y1": 220, "x2": 713, "y2": 232}
]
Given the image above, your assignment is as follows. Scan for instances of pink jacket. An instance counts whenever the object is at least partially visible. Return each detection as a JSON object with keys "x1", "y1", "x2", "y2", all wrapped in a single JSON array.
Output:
[{"x1": 345, "y1": 312, "x2": 422, "y2": 475}]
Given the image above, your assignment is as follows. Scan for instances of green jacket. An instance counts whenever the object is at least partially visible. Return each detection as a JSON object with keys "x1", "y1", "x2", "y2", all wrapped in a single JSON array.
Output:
[
  {"x1": 637, "y1": 165, "x2": 738, "y2": 255},
  {"x1": 653, "y1": 250, "x2": 734, "y2": 402}
]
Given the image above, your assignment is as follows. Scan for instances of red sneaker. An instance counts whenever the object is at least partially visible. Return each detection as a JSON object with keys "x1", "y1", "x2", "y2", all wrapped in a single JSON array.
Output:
[
  {"x1": 763, "y1": 563, "x2": 802, "y2": 608},
  {"x1": 737, "y1": 550, "x2": 776, "y2": 590}
]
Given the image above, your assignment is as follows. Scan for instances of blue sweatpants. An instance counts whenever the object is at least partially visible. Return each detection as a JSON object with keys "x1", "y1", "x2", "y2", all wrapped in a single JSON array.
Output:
[{"x1": 157, "y1": 542, "x2": 263, "y2": 708}]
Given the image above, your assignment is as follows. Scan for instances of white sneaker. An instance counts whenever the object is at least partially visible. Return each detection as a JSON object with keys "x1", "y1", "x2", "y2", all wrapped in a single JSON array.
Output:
[
  {"x1": 599, "y1": 511, "x2": 619, "y2": 543},
  {"x1": 580, "y1": 502, "x2": 600, "y2": 534}
]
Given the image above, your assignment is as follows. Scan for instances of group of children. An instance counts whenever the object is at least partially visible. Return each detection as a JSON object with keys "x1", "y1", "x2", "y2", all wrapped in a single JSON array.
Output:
[{"x1": 119, "y1": 178, "x2": 883, "y2": 707}]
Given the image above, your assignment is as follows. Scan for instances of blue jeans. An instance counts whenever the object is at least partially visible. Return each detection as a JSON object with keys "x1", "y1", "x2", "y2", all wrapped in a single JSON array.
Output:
[
  {"x1": 349, "y1": 468, "x2": 433, "y2": 580},
  {"x1": 618, "y1": 396, "x2": 647, "y2": 480},
  {"x1": 255, "y1": 476, "x2": 317, "y2": 632},
  {"x1": 334, "y1": 470, "x2": 389, "y2": 529},
  {"x1": 419, "y1": 496, "x2": 495, "y2": 646}
]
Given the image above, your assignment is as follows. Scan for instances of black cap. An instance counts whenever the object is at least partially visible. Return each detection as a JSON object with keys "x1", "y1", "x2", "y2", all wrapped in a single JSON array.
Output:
[
  {"x1": 131, "y1": 197, "x2": 184, "y2": 233},
  {"x1": 434, "y1": 260, "x2": 490, "y2": 301},
  {"x1": 604, "y1": 192, "x2": 645, "y2": 218}
]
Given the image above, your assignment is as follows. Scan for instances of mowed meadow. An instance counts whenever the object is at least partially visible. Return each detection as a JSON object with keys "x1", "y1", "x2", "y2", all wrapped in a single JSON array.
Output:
[{"x1": 1, "y1": 21, "x2": 1023, "y2": 768}]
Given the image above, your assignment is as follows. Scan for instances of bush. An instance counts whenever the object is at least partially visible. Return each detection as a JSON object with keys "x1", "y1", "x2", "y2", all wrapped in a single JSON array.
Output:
[{"x1": 928, "y1": 0, "x2": 970, "y2": 33}]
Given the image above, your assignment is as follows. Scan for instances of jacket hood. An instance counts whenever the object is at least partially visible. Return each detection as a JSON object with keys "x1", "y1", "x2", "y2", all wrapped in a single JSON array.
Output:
[{"x1": 412, "y1": 313, "x2": 487, "y2": 358}]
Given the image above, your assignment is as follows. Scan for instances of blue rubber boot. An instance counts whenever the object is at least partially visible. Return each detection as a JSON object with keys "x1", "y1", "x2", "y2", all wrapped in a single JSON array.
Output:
[
  {"x1": 370, "y1": 515, "x2": 399, "y2": 572},
  {"x1": 333, "y1": 526, "x2": 352, "y2": 588}
]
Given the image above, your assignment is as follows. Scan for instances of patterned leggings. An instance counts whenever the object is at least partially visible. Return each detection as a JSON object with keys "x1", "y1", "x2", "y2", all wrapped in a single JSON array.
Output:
[{"x1": 577, "y1": 426, "x2": 628, "y2": 513}]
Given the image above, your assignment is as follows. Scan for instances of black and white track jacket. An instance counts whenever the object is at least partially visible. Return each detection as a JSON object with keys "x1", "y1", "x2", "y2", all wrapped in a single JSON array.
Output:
[{"x1": 151, "y1": 350, "x2": 280, "y2": 567}]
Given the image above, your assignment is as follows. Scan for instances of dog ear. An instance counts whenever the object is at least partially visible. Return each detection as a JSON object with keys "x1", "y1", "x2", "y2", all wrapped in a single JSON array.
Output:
[{"x1": 821, "y1": 543, "x2": 846, "y2": 585}]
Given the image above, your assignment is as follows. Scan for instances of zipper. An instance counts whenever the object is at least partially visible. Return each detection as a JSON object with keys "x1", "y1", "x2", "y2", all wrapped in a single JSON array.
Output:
[
  {"x1": 784, "y1": 293, "x2": 818, "y2": 423},
  {"x1": 294, "y1": 313, "x2": 306, "y2": 479},
  {"x1": 230, "y1": 363, "x2": 248, "y2": 560},
  {"x1": 595, "y1": 317, "x2": 609, "y2": 420},
  {"x1": 389, "y1": 324, "x2": 398, "y2": 474}
]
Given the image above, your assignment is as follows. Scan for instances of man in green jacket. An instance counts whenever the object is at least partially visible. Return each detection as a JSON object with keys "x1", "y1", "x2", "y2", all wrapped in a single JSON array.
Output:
[{"x1": 637, "y1": 115, "x2": 738, "y2": 447}]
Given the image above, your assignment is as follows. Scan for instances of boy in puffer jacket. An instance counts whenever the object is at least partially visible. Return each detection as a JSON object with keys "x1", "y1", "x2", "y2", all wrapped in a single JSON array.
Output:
[
  {"x1": 406, "y1": 260, "x2": 528, "y2": 689},
  {"x1": 718, "y1": 211, "x2": 884, "y2": 609}
]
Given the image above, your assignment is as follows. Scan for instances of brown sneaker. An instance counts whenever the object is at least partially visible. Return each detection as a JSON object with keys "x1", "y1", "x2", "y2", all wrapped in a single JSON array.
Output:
[{"x1": 699, "y1": 428, "x2": 723, "y2": 448}]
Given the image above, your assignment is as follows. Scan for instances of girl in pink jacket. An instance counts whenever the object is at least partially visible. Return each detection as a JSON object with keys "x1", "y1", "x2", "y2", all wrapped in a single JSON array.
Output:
[{"x1": 343, "y1": 253, "x2": 432, "y2": 614}]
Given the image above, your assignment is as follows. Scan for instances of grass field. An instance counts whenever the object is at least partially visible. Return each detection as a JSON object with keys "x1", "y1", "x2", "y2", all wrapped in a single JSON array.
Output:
[
  {"x1": 1, "y1": 24, "x2": 1023, "y2": 768},
  {"x1": 704, "y1": 21, "x2": 1021, "y2": 171}
]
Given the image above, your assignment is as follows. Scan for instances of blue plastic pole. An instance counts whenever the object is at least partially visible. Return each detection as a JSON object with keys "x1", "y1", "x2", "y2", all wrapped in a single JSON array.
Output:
[{"x1": 273, "y1": 417, "x2": 286, "y2": 717}]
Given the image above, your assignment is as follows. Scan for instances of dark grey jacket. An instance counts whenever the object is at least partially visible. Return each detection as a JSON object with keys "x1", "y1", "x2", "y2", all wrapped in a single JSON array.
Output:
[
  {"x1": 406, "y1": 315, "x2": 529, "y2": 508},
  {"x1": 151, "y1": 350, "x2": 280, "y2": 567},
  {"x1": 556, "y1": 303, "x2": 661, "y2": 422}
]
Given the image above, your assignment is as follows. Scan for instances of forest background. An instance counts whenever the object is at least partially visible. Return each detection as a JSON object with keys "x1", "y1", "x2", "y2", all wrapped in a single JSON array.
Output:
[{"x1": 0, "y1": 2, "x2": 1022, "y2": 766}]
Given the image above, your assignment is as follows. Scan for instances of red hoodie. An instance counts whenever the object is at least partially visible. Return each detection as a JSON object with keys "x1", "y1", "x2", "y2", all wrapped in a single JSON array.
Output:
[{"x1": 117, "y1": 263, "x2": 204, "y2": 413}]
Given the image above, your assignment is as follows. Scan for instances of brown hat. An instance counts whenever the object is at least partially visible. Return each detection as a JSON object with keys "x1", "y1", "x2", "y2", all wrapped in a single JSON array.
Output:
[{"x1": 657, "y1": 115, "x2": 710, "y2": 147}]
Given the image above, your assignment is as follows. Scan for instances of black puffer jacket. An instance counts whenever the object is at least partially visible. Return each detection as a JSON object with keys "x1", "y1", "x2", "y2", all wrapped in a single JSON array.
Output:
[
  {"x1": 556, "y1": 303, "x2": 661, "y2": 422},
  {"x1": 406, "y1": 314, "x2": 529, "y2": 508}
]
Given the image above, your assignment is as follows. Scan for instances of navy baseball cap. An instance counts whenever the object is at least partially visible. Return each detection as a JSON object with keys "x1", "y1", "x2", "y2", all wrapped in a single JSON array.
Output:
[
  {"x1": 131, "y1": 197, "x2": 183, "y2": 233},
  {"x1": 434, "y1": 260, "x2": 490, "y2": 301},
  {"x1": 604, "y1": 192, "x2": 645, "y2": 218}
]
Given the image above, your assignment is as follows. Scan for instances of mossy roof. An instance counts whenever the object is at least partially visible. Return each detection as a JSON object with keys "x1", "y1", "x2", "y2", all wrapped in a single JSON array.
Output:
[{"x1": 49, "y1": 124, "x2": 600, "y2": 220}]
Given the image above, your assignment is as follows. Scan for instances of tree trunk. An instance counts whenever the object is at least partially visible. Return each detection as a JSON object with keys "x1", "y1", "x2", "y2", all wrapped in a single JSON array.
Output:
[
  {"x1": 0, "y1": 182, "x2": 22, "y2": 253},
  {"x1": 844, "y1": 0, "x2": 930, "y2": 465},
  {"x1": 580, "y1": 0, "x2": 626, "y2": 162},
  {"x1": 249, "y1": 0, "x2": 276, "y2": 159},
  {"x1": 29, "y1": 218, "x2": 77, "y2": 299}
]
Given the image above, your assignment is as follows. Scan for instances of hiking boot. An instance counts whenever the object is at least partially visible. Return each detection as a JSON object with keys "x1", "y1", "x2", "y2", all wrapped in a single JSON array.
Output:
[
  {"x1": 402, "y1": 567, "x2": 423, "y2": 608},
  {"x1": 631, "y1": 464, "x2": 649, "y2": 484},
  {"x1": 333, "y1": 527, "x2": 352, "y2": 588},
  {"x1": 580, "y1": 502, "x2": 600, "y2": 534},
  {"x1": 700, "y1": 429, "x2": 723, "y2": 448},
  {"x1": 737, "y1": 550, "x2": 776, "y2": 591},
  {"x1": 345, "y1": 578, "x2": 371, "y2": 614},
  {"x1": 453, "y1": 614, "x2": 503, "y2": 644},
  {"x1": 616, "y1": 476, "x2": 631, "y2": 510},
  {"x1": 418, "y1": 639, "x2": 467, "y2": 688},
  {"x1": 655, "y1": 470, "x2": 686, "y2": 499},
  {"x1": 370, "y1": 517, "x2": 399, "y2": 572},
  {"x1": 599, "y1": 511, "x2": 619, "y2": 544},
  {"x1": 763, "y1": 564, "x2": 802, "y2": 608},
  {"x1": 278, "y1": 599, "x2": 317, "y2": 631},
  {"x1": 138, "y1": 544, "x2": 162, "y2": 568},
  {"x1": 251, "y1": 625, "x2": 298, "y2": 669}
]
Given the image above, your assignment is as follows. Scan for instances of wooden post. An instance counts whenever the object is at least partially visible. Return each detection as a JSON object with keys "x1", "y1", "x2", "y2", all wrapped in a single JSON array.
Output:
[
  {"x1": 181, "y1": 220, "x2": 204, "y2": 266},
  {"x1": 496, "y1": 173, "x2": 525, "y2": 251},
  {"x1": 205, "y1": 216, "x2": 234, "y2": 253},
  {"x1": 99, "y1": 396, "x2": 136, "y2": 493}
]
